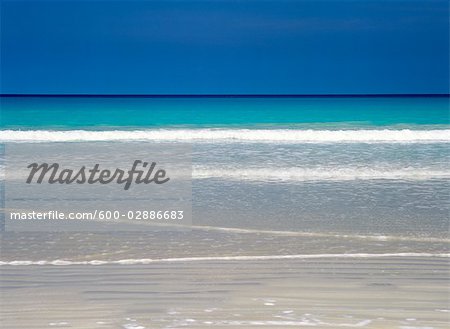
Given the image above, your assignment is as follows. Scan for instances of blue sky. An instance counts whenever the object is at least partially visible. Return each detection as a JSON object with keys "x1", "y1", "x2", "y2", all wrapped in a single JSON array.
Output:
[{"x1": 1, "y1": 0, "x2": 449, "y2": 94}]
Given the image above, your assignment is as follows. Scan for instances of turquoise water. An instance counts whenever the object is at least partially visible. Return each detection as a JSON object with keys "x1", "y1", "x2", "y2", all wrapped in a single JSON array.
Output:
[
  {"x1": 0, "y1": 96, "x2": 449, "y2": 238},
  {"x1": 1, "y1": 96, "x2": 448, "y2": 129}
]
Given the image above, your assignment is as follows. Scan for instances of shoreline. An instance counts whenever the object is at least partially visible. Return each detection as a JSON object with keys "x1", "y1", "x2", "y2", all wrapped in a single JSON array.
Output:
[{"x1": 2, "y1": 256, "x2": 448, "y2": 328}]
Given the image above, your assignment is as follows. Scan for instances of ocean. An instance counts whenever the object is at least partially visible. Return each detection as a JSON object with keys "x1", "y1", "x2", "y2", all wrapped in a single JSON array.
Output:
[
  {"x1": 1, "y1": 96, "x2": 449, "y2": 238},
  {"x1": 1, "y1": 96, "x2": 449, "y2": 328}
]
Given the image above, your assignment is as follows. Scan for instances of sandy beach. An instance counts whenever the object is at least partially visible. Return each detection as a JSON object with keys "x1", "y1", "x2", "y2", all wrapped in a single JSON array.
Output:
[
  {"x1": 1, "y1": 256, "x2": 448, "y2": 329},
  {"x1": 2, "y1": 0, "x2": 449, "y2": 327},
  {"x1": 1, "y1": 230, "x2": 449, "y2": 328}
]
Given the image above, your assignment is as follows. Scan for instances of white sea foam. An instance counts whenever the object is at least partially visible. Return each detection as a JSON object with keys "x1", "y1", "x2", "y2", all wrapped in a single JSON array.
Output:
[
  {"x1": 3, "y1": 165, "x2": 448, "y2": 182},
  {"x1": 193, "y1": 167, "x2": 450, "y2": 181},
  {"x1": 0, "y1": 253, "x2": 448, "y2": 266},
  {"x1": 122, "y1": 324, "x2": 145, "y2": 329},
  {"x1": 0, "y1": 129, "x2": 449, "y2": 143}
]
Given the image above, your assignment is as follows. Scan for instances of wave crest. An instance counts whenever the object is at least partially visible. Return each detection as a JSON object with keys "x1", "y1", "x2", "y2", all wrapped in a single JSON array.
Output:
[
  {"x1": 193, "y1": 167, "x2": 450, "y2": 181},
  {"x1": 1, "y1": 253, "x2": 448, "y2": 266},
  {"x1": 1, "y1": 129, "x2": 449, "y2": 143}
]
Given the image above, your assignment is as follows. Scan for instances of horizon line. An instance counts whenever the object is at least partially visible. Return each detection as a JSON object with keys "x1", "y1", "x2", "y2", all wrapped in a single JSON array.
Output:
[{"x1": 1, "y1": 93, "x2": 449, "y2": 98}]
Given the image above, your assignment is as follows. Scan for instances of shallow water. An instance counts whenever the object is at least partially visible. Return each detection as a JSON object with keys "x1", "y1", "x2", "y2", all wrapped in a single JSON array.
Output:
[{"x1": 1, "y1": 96, "x2": 449, "y2": 328}]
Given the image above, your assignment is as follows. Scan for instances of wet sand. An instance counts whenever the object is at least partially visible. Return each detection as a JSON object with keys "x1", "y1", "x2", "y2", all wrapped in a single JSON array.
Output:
[
  {"x1": 1, "y1": 230, "x2": 449, "y2": 329},
  {"x1": 1, "y1": 257, "x2": 449, "y2": 329}
]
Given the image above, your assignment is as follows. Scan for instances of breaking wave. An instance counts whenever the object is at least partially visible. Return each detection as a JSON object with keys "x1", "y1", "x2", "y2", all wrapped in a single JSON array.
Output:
[
  {"x1": 193, "y1": 167, "x2": 450, "y2": 181},
  {"x1": 1, "y1": 129, "x2": 449, "y2": 143},
  {"x1": 1, "y1": 253, "x2": 448, "y2": 266}
]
